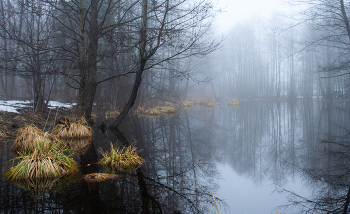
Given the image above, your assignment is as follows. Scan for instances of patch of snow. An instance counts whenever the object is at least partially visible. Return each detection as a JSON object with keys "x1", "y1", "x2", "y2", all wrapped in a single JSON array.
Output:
[
  {"x1": 0, "y1": 100, "x2": 75, "y2": 114},
  {"x1": 48, "y1": 101, "x2": 74, "y2": 108},
  {"x1": 0, "y1": 104, "x2": 20, "y2": 113},
  {"x1": 0, "y1": 100, "x2": 32, "y2": 113}
]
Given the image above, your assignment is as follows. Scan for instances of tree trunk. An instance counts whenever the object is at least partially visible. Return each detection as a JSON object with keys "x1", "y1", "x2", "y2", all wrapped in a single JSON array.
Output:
[
  {"x1": 76, "y1": 0, "x2": 99, "y2": 121},
  {"x1": 340, "y1": 0, "x2": 350, "y2": 43},
  {"x1": 109, "y1": 0, "x2": 148, "y2": 129},
  {"x1": 109, "y1": 61, "x2": 145, "y2": 129}
]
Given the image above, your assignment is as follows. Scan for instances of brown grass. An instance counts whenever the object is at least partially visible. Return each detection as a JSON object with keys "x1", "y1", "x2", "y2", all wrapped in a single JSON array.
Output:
[
  {"x1": 105, "y1": 110, "x2": 120, "y2": 119},
  {"x1": 0, "y1": 125, "x2": 16, "y2": 139},
  {"x1": 181, "y1": 100, "x2": 216, "y2": 108},
  {"x1": 228, "y1": 100, "x2": 241, "y2": 107},
  {"x1": 98, "y1": 144, "x2": 145, "y2": 173},
  {"x1": 137, "y1": 106, "x2": 176, "y2": 118},
  {"x1": 199, "y1": 100, "x2": 216, "y2": 108},
  {"x1": 5, "y1": 142, "x2": 78, "y2": 180},
  {"x1": 181, "y1": 100, "x2": 197, "y2": 109},
  {"x1": 82, "y1": 173, "x2": 119, "y2": 183},
  {"x1": 51, "y1": 117, "x2": 92, "y2": 139},
  {"x1": 11, "y1": 124, "x2": 61, "y2": 155}
]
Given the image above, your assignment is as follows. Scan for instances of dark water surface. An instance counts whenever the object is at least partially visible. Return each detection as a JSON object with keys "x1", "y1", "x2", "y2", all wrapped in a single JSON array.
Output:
[{"x1": 0, "y1": 100, "x2": 349, "y2": 213}]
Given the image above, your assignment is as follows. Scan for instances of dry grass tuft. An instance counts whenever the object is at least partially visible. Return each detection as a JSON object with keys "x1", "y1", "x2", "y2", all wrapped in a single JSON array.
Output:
[
  {"x1": 82, "y1": 173, "x2": 119, "y2": 183},
  {"x1": 181, "y1": 100, "x2": 197, "y2": 109},
  {"x1": 105, "y1": 110, "x2": 120, "y2": 119},
  {"x1": 228, "y1": 100, "x2": 241, "y2": 107},
  {"x1": 199, "y1": 100, "x2": 216, "y2": 108},
  {"x1": 0, "y1": 125, "x2": 16, "y2": 139},
  {"x1": 137, "y1": 106, "x2": 176, "y2": 118},
  {"x1": 5, "y1": 142, "x2": 78, "y2": 180},
  {"x1": 182, "y1": 100, "x2": 216, "y2": 108},
  {"x1": 98, "y1": 144, "x2": 145, "y2": 173},
  {"x1": 51, "y1": 117, "x2": 92, "y2": 139},
  {"x1": 11, "y1": 124, "x2": 61, "y2": 155}
]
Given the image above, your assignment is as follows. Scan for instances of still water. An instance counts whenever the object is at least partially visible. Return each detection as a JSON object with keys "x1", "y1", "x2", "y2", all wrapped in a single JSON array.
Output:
[{"x1": 0, "y1": 100, "x2": 349, "y2": 213}]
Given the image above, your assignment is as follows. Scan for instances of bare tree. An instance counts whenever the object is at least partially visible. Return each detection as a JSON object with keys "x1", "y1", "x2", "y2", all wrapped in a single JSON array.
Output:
[{"x1": 109, "y1": 0, "x2": 220, "y2": 128}]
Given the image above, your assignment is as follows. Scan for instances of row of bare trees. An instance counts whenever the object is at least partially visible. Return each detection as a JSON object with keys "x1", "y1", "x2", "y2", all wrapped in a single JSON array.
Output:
[
  {"x1": 0, "y1": 0, "x2": 219, "y2": 122},
  {"x1": 206, "y1": 0, "x2": 350, "y2": 100}
]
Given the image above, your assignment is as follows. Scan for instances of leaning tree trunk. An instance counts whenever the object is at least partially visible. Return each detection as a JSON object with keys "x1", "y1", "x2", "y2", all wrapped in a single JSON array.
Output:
[{"x1": 109, "y1": 0, "x2": 148, "y2": 129}]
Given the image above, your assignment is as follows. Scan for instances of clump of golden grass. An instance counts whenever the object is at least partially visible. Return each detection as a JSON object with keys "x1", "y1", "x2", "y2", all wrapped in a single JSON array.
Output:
[
  {"x1": 181, "y1": 100, "x2": 197, "y2": 109},
  {"x1": 82, "y1": 173, "x2": 119, "y2": 183},
  {"x1": 11, "y1": 124, "x2": 60, "y2": 155},
  {"x1": 105, "y1": 110, "x2": 120, "y2": 119},
  {"x1": 137, "y1": 106, "x2": 176, "y2": 117},
  {"x1": 51, "y1": 117, "x2": 92, "y2": 139},
  {"x1": 0, "y1": 125, "x2": 16, "y2": 139},
  {"x1": 199, "y1": 100, "x2": 216, "y2": 108},
  {"x1": 228, "y1": 100, "x2": 241, "y2": 107},
  {"x1": 98, "y1": 144, "x2": 145, "y2": 173},
  {"x1": 5, "y1": 142, "x2": 78, "y2": 180},
  {"x1": 144, "y1": 106, "x2": 176, "y2": 116}
]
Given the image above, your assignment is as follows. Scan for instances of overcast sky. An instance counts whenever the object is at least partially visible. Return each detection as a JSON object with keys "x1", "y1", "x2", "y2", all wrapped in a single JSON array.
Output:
[{"x1": 214, "y1": 0, "x2": 289, "y2": 33}]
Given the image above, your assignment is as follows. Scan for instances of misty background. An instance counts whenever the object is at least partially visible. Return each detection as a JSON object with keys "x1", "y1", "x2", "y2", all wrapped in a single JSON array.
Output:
[{"x1": 0, "y1": 0, "x2": 348, "y2": 110}]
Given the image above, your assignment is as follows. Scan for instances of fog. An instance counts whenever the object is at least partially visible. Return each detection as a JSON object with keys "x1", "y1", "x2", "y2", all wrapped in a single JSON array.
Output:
[
  {"x1": 0, "y1": 0, "x2": 349, "y2": 213},
  {"x1": 0, "y1": 0, "x2": 348, "y2": 107}
]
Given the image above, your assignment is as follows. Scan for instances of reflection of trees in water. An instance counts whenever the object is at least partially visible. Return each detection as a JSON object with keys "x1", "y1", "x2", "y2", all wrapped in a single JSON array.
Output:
[
  {"x1": 0, "y1": 107, "x2": 222, "y2": 213},
  {"x1": 213, "y1": 101, "x2": 350, "y2": 212},
  {"x1": 112, "y1": 108, "x2": 221, "y2": 213},
  {"x1": 214, "y1": 101, "x2": 349, "y2": 186},
  {"x1": 278, "y1": 102, "x2": 350, "y2": 213}
]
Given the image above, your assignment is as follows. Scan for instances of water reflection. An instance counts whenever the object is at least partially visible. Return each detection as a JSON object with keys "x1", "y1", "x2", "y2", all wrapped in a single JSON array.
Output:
[{"x1": 0, "y1": 100, "x2": 349, "y2": 213}]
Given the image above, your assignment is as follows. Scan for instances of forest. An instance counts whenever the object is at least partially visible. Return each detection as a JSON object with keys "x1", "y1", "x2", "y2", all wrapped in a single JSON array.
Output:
[
  {"x1": 0, "y1": 0, "x2": 349, "y2": 124},
  {"x1": 0, "y1": 0, "x2": 219, "y2": 125},
  {"x1": 0, "y1": 0, "x2": 350, "y2": 213}
]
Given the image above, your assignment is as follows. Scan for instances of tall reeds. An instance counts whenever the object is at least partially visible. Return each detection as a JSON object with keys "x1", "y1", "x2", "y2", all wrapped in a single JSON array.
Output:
[{"x1": 98, "y1": 144, "x2": 145, "y2": 173}]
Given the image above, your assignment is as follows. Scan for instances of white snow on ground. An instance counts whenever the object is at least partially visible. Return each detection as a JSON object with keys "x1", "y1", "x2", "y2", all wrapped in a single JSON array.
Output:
[
  {"x1": 0, "y1": 100, "x2": 74, "y2": 114},
  {"x1": 48, "y1": 101, "x2": 74, "y2": 109}
]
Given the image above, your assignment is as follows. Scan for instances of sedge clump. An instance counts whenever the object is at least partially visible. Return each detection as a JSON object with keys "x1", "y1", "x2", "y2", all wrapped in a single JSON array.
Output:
[
  {"x1": 228, "y1": 100, "x2": 241, "y2": 107},
  {"x1": 98, "y1": 144, "x2": 145, "y2": 173},
  {"x1": 51, "y1": 117, "x2": 92, "y2": 139},
  {"x1": 138, "y1": 106, "x2": 176, "y2": 117},
  {"x1": 5, "y1": 142, "x2": 78, "y2": 180},
  {"x1": 11, "y1": 124, "x2": 61, "y2": 155}
]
